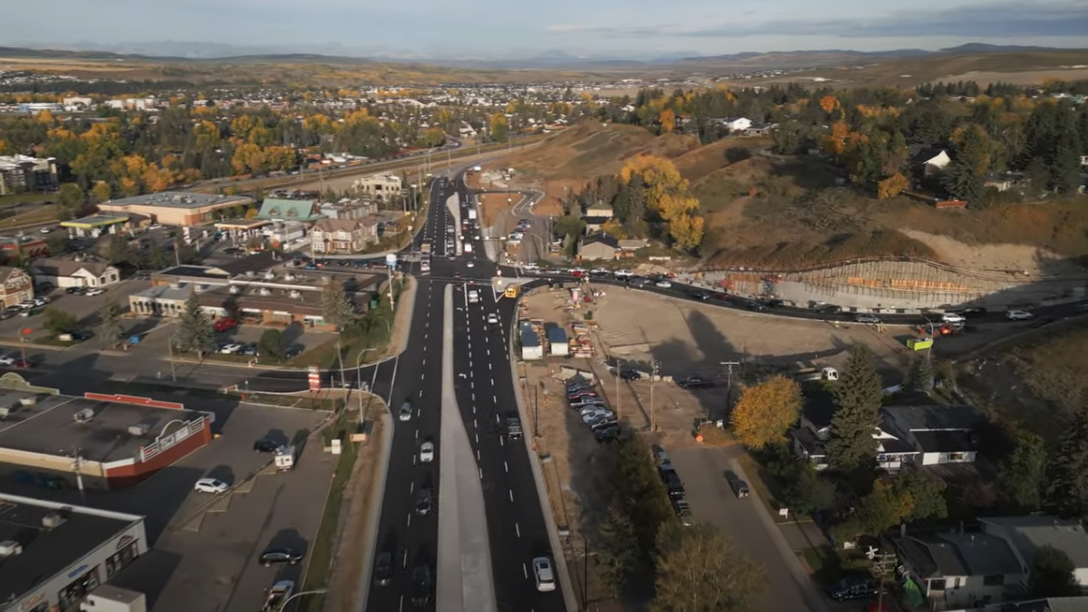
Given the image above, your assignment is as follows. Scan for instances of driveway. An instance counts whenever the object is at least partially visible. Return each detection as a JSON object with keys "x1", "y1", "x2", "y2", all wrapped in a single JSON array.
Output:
[{"x1": 670, "y1": 446, "x2": 829, "y2": 612}]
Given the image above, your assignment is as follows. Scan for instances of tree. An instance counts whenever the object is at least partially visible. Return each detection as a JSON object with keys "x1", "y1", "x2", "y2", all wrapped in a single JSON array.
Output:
[
  {"x1": 96, "y1": 300, "x2": 124, "y2": 349},
  {"x1": 42, "y1": 307, "x2": 78, "y2": 337},
  {"x1": 779, "y1": 462, "x2": 837, "y2": 515},
  {"x1": 489, "y1": 113, "x2": 509, "y2": 142},
  {"x1": 904, "y1": 355, "x2": 934, "y2": 393},
  {"x1": 258, "y1": 328, "x2": 286, "y2": 363},
  {"x1": 651, "y1": 522, "x2": 765, "y2": 612},
  {"x1": 826, "y1": 347, "x2": 883, "y2": 470},
  {"x1": 996, "y1": 430, "x2": 1046, "y2": 512},
  {"x1": 613, "y1": 434, "x2": 675, "y2": 561},
  {"x1": 174, "y1": 291, "x2": 216, "y2": 357},
  {"x1": 1046, "y1": 406, "x2": 1088, "y2": 517},
  {"x1": 876, "y1": 172, "x2": 909, "y2": 200},
  {"x1": 892, "y1": 469, "x2": 947, "y2": 521},
  {"x1": 855, "y1": 480, "x2": 913, "y2": 537},
  {"x1": 57, "y1": 183, "x2": 84, "y2": 211},
  {"x1": 45, "y1": 232, "x2": 68, "y2": 255},
  {"x1": 105, "y1": 233, "x2": 134, "y2": 266},
  {"x1": 321, "y1": 280, "x2": 356, "y2": 331},
  {"x1": 1030, "y1": 545, "x2": 1079, "y2": 598},
  {"x1": 597, "y1": 502, "x2": 638, "y2": 596},
  {"x1": 90, "y1": 181, "x2": 112, "y2": 204},
  {"x1": 730, "y1": 375, "x2": 802, "y2": 449}
]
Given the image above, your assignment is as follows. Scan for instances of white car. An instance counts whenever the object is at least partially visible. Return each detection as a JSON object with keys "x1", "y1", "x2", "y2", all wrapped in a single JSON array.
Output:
[
  {"x1": 194, "y1": 477, "x2": 229, "y2": 494},
  {"x1": 533, "y1": 557, "x2": 556, "y2": 592},
  {"x1": 467, "y1": 261, "x2": 475, "y2": 268},
  {"x1": 941, "y1": 313, "x2": 965, "y2": 324},
  {"x1": 0, "y1": 356, "x2": 14, "y2": 366},
  {"x1": 419, "y1": 441, "x2": 435, "y2": 463},
  {"x1": 486, "y1": 313, "x2": 499, "y2": 325},
  {"x1": 655, "y1": 280, "x2": 672, "y2": 288},
  {"x1": 613, "y1": 270, "x2": 633, "y2": 278},
  {"x1": 84, "y1": 288, "x2": 106, "y2": 297},
  {"x1": 32, "y1": 297, "x2": 48, "y2": 306},
  {"x1": 1006, "y1": 309, "x2": 1035, "y2": 321},
  {"x1": 582, "y1": 410, "x2": 614, "y2": 423},
  {"x1": 590, "y1": 268, "x2": 609, "y2": 275},
  {"x1": 399, "y1": 402, "x2": 413, "y2": 422},
  {"x1": 219, "y1": 343, "x2": 244, "y2": 354},
  {"x1": 38, "y1": 226, "x2": 52, "y2": 234}
]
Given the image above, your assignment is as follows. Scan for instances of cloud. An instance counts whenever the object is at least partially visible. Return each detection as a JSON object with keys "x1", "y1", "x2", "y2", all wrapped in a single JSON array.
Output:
[{"x1": 546, "y1": 1, "x2": 1088, "y2": 39}]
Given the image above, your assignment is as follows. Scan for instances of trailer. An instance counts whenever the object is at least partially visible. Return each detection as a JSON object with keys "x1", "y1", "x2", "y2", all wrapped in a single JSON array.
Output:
[
  {"x1": 793, "y1": 365, "x2": 839, "y2": 382},
  {"x1": 79, "y1": 586, "x2": 147, "y2": 612},
  {"x1": 520, "y1": 322, "x2": 543, "y2": 360},
  {"x1": 468, "y1": 209, "x2": 478, "y2": 221},
  {"x1": 545, "y1": 323, "x2": 569, "y2": 357},
  {"x1": 275, "y1": 445, "x2": 296, "y2": 471},
  {"x1": 907, "y1": 337, "x2": 934, "y2": 351}
]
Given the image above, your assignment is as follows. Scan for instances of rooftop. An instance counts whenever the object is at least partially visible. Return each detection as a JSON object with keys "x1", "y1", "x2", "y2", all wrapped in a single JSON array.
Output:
[
  {"x1": 897, "y1": 531, "x2": 1021, "y2": 579},
  {"x1": 155, "y1": 265, "x2": 231, "y2": 282},
  {"x1": 884, "y1": 404, "x2": 983, "y2": 432},
  {"x1": 61, "y1": 214, "x2": 130, "y2": 227},
  {"x1": 0, "y1": 393, "x2": 203, "y2": 464},
  {"x1": 102, "y1": 191, "x2": 253, "y2": 210},
  {"x1": 0, "y1": 493, "x2": 143, "y2": 605},
  {"x1": 982, "y1": 516, "x2": 1088, "y2": 568},
  {"x1": 912, "y1": 430, "x2": 977, "y2": 454}
]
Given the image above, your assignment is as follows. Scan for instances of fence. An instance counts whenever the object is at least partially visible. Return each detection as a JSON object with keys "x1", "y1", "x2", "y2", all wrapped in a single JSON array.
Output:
[{"x1": 139, "y1": 417, "x2": 206, "y2": 463}]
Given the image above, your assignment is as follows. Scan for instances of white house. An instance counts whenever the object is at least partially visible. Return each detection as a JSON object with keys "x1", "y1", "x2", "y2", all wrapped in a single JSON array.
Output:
[
  {"x1": 893, "y1": 531, "x2": 1026, "y2": 609},
  {"x1": 981, "y1": 516, "x2": 1088, "y2": 588},
  {"x1": 29, "y1": 259, "x2": 120, "y2": 288},
  {"x1": 717, "y1": 116, "x2": 752, "y2": 132}
]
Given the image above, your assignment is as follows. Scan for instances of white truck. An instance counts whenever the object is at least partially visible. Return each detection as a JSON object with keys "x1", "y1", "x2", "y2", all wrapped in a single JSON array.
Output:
[
  {"x1": 274, "y1": 445, "x2": 296, "y2": 471},
  {"x1": 468, "y1": 288, "x2": 480, "y2": 304},
  {"x1": 793, "y1": 365, "x2": 839, "y2": 382},
  {"x1": 464, "y1": 242, "x2": 473, "y2": 254},
  {"x1": 467, "y1": 208, "x2": 477, "y2": 221},
  {"x1": 80, "y1": 585, "x2": 147, "y2": 612}
]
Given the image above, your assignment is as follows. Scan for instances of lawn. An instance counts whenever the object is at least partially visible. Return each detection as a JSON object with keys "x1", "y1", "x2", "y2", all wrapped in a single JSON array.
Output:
[
  {"x1": 0, "y1": 192, "x2": 53, "y2": 208},
  {"x1": 0, "y1": 203, "x2": 58, "y2": 229}
]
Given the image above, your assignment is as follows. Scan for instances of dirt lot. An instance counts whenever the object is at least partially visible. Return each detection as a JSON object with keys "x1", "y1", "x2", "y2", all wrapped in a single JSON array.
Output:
[{"x1": 478, "y1": 192, "x2": 514, "y2": 228}]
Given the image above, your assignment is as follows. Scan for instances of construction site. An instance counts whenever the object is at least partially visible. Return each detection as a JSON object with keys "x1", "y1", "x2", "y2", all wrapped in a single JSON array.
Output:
[{"x1": 685, "y1": 257, "x2": 1088, "y2": 311}]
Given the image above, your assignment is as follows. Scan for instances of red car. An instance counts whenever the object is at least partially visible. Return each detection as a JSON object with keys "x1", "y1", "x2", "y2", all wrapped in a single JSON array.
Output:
[
  {"x1": 12, "y1": 359, "x2": 34, "y2": 369},
  {"x1": 213, "y1": 318, "x2": 237, "y2": 333}
]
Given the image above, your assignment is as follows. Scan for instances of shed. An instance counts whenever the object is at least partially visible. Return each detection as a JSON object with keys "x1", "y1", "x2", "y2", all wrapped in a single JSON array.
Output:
[
  {"x1": 545, "y1": 323, "x2": 569, "y2": 357},
  {"x1": 520, "y1": 322, "x2": 542, "y2": 360}
]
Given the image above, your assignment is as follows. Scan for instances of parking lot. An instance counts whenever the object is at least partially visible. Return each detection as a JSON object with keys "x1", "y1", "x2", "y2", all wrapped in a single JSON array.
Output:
[{"x1": 0, "y1": 279, "x2": 152, "y2": 342}]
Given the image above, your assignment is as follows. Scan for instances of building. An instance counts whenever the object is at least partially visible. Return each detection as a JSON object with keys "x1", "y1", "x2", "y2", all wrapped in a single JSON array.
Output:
[
  {"x1": 320, "y1": 198, "x2": 376, "y2": 220},
  {"x1": 716, "y1": 116, "x2": 752, "y2": 132},
  {"x1": 97, "y1": 192, "x2": 254, "y2": 226},
  {"x1": 0, "y1": 235, "x2": 48, "y2": 264},
  {"x1": 0, "y1": 492, "x2": 147, "y2": 612},
  {"x1": 891, "y1": 530, "x2": 1026, "y2": 609},
  {"x1": 0, "y1": 155, "x2": 57, "y2": 195},
  {"x1": 103, "y1": 97, "x2": 157, "y2": 111},
  {"x1": 0, "y1": 266, "x2": 34, "y2": 308},
  {"x1": 60, "y1": 213, "x2": 131, "y2": 238},
  {"x1": 310, "y1": 217, "x2": 379, "y2": 255},
  {"x1": 353, "y1": 174, "x2": 403, "y2": 201},
  {"x1": 257, "y1": 197, "x2": 323, "y2": 223},
  {"x1": 29, "y1": 258, "x2": 120, "y2": 289},
  {"x1": 578, "y1": 234, "x2": 619, "y2": 261},
  {"x1": 581, "y1": 201, "x2": 614, "y2": 234},
  {"x1": 910, "y1": 147, "x2": 953, "y2": 178},
  {"x1": 981, "y1": 516, "x2": 1088, "y2": 587}
]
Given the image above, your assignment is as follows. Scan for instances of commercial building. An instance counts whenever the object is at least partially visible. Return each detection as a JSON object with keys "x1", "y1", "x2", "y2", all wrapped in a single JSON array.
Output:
[
  {"x1": 60, "y1": 213, "x2": 132, "y2": 238},
  {"x1": 0, "y1": 493, "x2": 147, "y2": 612},
  {"x1": 0, "y1": 155, "x2": 57, "y2": 195},
  {"x1": 310, "y1": 217, "x2": 378, "y2": 255},
  {"x1": 0, "y1": 379, "x2": 213, "y2": 490},
  {"x1": 352, "y1": 174, "x2": 403, "y2": 201},
  {"x1": 96, "y1": 192, "x2": 253, "y2": 227},
  {"x1": 0, "y1": 267, "x2": 34, "y2": 308},
  {"x1": 256, "y1": 197, "x2": 323, "y2": 223},
  {"x1": 29, "y1": 258, "x2": 121, "y2": 289},
  {"x1": 320, "y1": 198, "x2": 376, "y2": 220},
  {"x1": 0, "y1": 236, "x2": 48, "y2": 264}
]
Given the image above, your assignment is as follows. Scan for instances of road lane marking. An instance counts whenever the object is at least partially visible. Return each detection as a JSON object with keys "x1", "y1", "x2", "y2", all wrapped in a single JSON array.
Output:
[
  {"x1": 495, "y1": 414, "x2": 500, "y2": 423},
  {"x1": 473, "y1": 418, "x2": 477, "y2": 429},
  {"x1": 504, "y1": 461, "x2": 509, "y2": 472},
  {"x1": 523, "y1": 563, "x2": 528, "y2": 579},
  {"x1": 487, "y1": 349, "x2": 491, "y2": 356},
  {"x1": 410, "y1": 481, "x2": 414, "y2": 493},
  {"x1": 499, "y1": 436, "x2": 504, "y2": 447},
  {"x1": 516, "y1": 522, "x2": 521, "y2": 538},
  {"x1": 399, "y1": 596, "x2": 404, "y2": 612},
  {"x1": 415, "y1": 429, "x2": 419, "y2": 439},
  {"x1": 479, "y1": 467, "x2": 483, "y2": 479},
  {"x1": 509, "y1": 490, "x2": 513, "y2": 502},
  {"x1": 493, "y1": 395, "x2": 497, "y2": 403},
  {"x1": 418, "y1": 389, "x2": 423, "y2": 397},
  {"x1": 472, "y1": 405, "x2": 476, "y2": 415},
  {"x1": 489, "y1": 362, "x2": 492, "y2": 371},
  {"x1": 490, "y1": 378, "x2": 495, "y2": 385},
  {"x1": 422, "y1": 358, "x2": 426, "y2": 366},
  {"x1": 475, "y1": 433, "x2": 479, "y2": 444},
  {"x1": 407, "y1": 514, "x2": 412, "y2": 527}
]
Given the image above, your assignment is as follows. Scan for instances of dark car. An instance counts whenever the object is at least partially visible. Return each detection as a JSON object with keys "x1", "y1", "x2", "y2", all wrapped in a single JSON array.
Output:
[
  {"x1": 410, "y1": 565, "x2": 433, "y2": 607},
  {"x1": 506, "y1": 417, "x2": 524, "y2": 440},
  {"x1": 415, "y1": 487, "x2": 434, "y2": 515},
  {"x1": 746, "y1": 300, "x2": 766, "y2": 312},
  {"x1": 620, "y1": 369, "x2": 641, "y2": 381},
  {"x1": 254, "y1": 438, "x2": 280, "y2": 453},
  {"x1": 595, "y1": 425, "x2": 621, "y2": 442},
  {"x1": 661, "y1": 469, "x2": 686, "y2": 499},
  {"x1": 725, "y1": 470, "x2": 750, "y2": 498},
  {"x1": 260, "y1": 548, "x2": 303, "y2": 566},
  {"x1": 676, "y1": 377, "x2": 713, "y2": 389},
  {"x1": 825, "y1": 576, "x2": 880, "y2": 602},
  {"x1": 959, "y1": 306, "x2": 989, "y2": 317},
  {"x1": 69, "y1": 331, "x2": 94, "y2": 341},
  {"x1": 65, "y1": 286, "x2": 85, "y2": 295},
  {"x1": 374, "y1": 551, "x2": 393, "y2": 586},
  {"x1": 691, "y1": 290, "x2": 710, "y2": 301}
]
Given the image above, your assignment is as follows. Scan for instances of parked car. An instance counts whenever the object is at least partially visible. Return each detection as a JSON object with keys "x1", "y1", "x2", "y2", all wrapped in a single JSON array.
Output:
[
  {"x1": 595, "y1": 425, "x2": 621, "y2": 442},
  {"x1": 620, "y1": 369, "x2": 642, "y2": 381},
  {"x1": 825, "y1": 576, "x2": 880, "y2": 602},
  {"x1": 725, "y1": 470, "x2": 750, "y2": 498},
  {"x1": 260, "y1": 548, "x2": 304, "y2": 567},
  {"x1": 676, "y1": 377, "x2": 713, "y2": 389},
  {"x1": 218, "y1": 343, "x2": 243, "y2": 354},
  {"x1": 0, "y1": 356, "x2": 13, "y2": 366},
  {"x1": 194, "y1": 478, "x2": 228, "y2": 494},
  {"x1": 690, "y1": 290, "x2": 710, "y2": 301},
  {"x1": 855, "y1": 314, "x2": 881, "y2": 324},
  {"x1": 941, "y1": 313, "x2": 965, "y2": 324},
  {"x1": 65, "y1": 286, "x2": 85, "y2": 295},
  {"x1": 84, "y1": 288, "x2": 105, "y2": 297},
  {"x1": 253, "y1": 438, "x2": 280, "y2": 453},
  {"x1": 654, "y1": 280, "x2": 672, "y2": 288},
  {"x1": 214, "y1": 318, "x2": 237, "y2": 333},
  {"x1": 674, "y1": 499, "x2": 695, "y2": 526}
]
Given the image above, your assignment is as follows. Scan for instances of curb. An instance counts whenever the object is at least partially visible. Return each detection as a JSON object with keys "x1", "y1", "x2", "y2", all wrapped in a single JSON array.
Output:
[
  {"x1": 507, "y1": 303, "x2": 579, "y2": 612},
  {"x1": 350, "y1": 398, "x2": 394, "y2": 612}
]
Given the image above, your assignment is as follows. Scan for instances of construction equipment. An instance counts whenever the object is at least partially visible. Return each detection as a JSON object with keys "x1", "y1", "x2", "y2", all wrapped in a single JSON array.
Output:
[{"x1": 906, "y1": 337, "x2": 934, "y2": 351}]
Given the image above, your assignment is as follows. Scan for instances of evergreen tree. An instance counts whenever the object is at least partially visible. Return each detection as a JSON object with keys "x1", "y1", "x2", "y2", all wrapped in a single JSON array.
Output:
[
  {"x1": 1030, "y1": 546, "x2": 1080, "y2": 598},
  {"x1": 904, "y1": 355, "x2": 934, "y2": 393},
  {"x1": 996, "y1": 430, "x2": 1046, "y2": 513},
  {"x1": 95, "y1": 299, "x2": 124, "y2": 349},
  {"x1": 321, "y1": 279, "x2": 356, "y2": 331},
  {"x1": 174, "y1": 292, "x2": 216, "y2": 357},
  {"x1": 1046, "y1": 406, "x2": 1088, "y2": 517},
  {"x1": 597, "y1": 502, "x2": 638, "y2": 596},
  {"x1": 826, "y1": 347, "x2": 883, "y2": 470}
]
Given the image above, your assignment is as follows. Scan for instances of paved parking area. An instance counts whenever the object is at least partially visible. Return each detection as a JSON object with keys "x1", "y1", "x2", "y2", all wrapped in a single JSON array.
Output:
[{"x1": 0, "y1": 279, "x2": 152, "y2": 341}]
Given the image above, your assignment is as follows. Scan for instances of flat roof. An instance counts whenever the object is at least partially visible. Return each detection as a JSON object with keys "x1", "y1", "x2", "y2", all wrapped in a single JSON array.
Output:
[
  {"x1": 0, "y1": 494, "x2": 143, "y2": 603},
  {"x1": 103, "y1": 191, "x2": 253, "y2": 210},
  {"x1": 131, "y1": 283, "x2": 199, "y2": 302},
  {"x1": 0, "y1": 393, "x2": 203, "y2": 464},
  {"x1": 215, "y1": 219, "x2": 270, "y2": 229},
  {"x1": 61, "y1": 214, "x2": 130, "y2": 228},
  {"x1": 155, "y1": 265, "x2": 231, "y2": 281}
]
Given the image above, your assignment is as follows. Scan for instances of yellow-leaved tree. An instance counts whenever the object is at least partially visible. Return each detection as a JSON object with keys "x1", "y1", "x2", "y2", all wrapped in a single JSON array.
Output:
[
  {"x1": 730, "y1": 375, "x2": 802, "y2": 449},
  {"x1": 658, "y1": 109, "x2": 676, "y2": 133},
  {"x1": 618, "y1": 155, "x2": 706, "y2": 252},
  {"x1": 877, "y1": 173, "x2": 909, "y2": 200}
]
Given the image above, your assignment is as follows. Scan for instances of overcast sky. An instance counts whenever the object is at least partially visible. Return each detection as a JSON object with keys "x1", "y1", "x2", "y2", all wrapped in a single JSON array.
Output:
[{"x1": 4, "y1": 0, "x2": 1088, "y2": 58}]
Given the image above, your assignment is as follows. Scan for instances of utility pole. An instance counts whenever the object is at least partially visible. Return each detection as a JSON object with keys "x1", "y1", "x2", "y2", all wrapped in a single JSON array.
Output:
[
  {"x1": 71, "y1": 447, "x2": 85, "y2": 497},
  {"x1": 868, "y1": 546, "x2": 897, "y2": 612},
  {"x1": 650, "y1": 360, "x2": 660, "y2": 432},
  {"x1": 721, "y1": 360, "x2": 741, "y2": 417},
  {"x1": 168, "y1": 333, "x2": 177, "y2": 383},
  {"x1": 614, "y1": 358, "x2": 622, "y2": 421}
]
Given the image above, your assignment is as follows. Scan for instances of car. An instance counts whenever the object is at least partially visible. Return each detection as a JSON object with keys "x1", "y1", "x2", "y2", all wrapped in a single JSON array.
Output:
[
  {"x1": 399, "y1": 401, "x2": 413, "y2": 422},
  {"x1": 595, "y1": 425, "x2": 621, "y2": 442},
  {"x1": 581, "y1": 407, "x2": 612, "y2": 420},
  {"x1": 69, "y1": 331, "x2": 93, "y2": 341},
  {"x1": 18, "y1": 309, "x2": 36, "y2": 318},
  {"x1": 568, "y1": 391, "x2": 599, "y2": 402},
  {"x1": 410, "y1": 565, "x2": 433, "y2": 607},
  {"x1": 84, "y1": 288, "x2": 105, "y2": 297},
  {"x1": 467, "y1": 261, "x2": 475, "y2": 268},
  {"x1": 260, "y1": 548, "x2": 304, "y2": 567},
  {"x1": 941, "y1": 313, "x2": 965, "y2": 324},
  {"x1": 193, "y1": 477, "x2": 229, "y2": 494},
  {"x1": 590, "y1": 268, "x2": 610, "y2": 275},
  {"x1": 11, "y1": 359, "x2": 34, "y2": 369},
  {"x1": 676, "y1": 377, "x2": 713, "y2": 389},
  {"x1": 253, "y1": 438, "x2": 280, "y2": 453},
  {"x1": 855, "y1": 314, "x2": 881, "y2": 324},
  {"x1": 38, "y1": 226, "x2": 53, "y2": 234},
  {"x1": 569, "y1": 396, "x2": 602, "y2": 408},
  {"x1": 691, "y1": 290, "x2": 710, "y2": 301},
  {"x1": 260, "y1": 580, "x2": 295, "y2": 612},
  {"x1": 959, "y1": 306, "x2": 988, "y2": 317},
  {"x1": 213, "y1": 318, "x2": 237, "y2": 333},
  {"x1": 532, "y1": 557, "x2": 556, "y2": 592},
  {"x1": 674, "y1": 499, "x2": 695, "y2": 526},
  {"x1": 620, "y1": 369, "x2": 641, "y2": 381},
  {"x1": 825, "y1": 576, "x2": 880, "y2": 602},
  {"x1": 374, "y1": 551, "x2": 394, "y2": 586},
  {"x1": 506, "y1": 417, "x2": 523, "y2": 439},
  {"x1": 0, "y1": 356, "x2": 13, "y2": 366},
  {"x1": 1006, "y1": 309, "x2": 1035, "y2": 321},
  {"x1": 419, "y1": 440, "x2": 435, "y2": 463},
  {"x1": 654, "y1": 280, "x2": 672, "y2": 288},
  {"x1": 0, "y1": 309, "x2": 14, "y2": 320},
  {"x1": 486, "y1": 313, "x2": 499, "y2": 325},
  {"x1": 591, "y1": 418, "x2": 618, "y2": 431},
  {"x1": 725, "y1": 470, "x2": 750, "y2": 498},
  {"x1": 661, "y1": 469, "x2": 686, "y2": 499},
  {"x1": 219, "y1": 343, "x2": 243, "y2": 354},
  {"x1": 584, "y1": 414, "x2": 615, "y2": 427},
  {"x1": 65, "y1": 286, "x2": 85, "y2": 295},
  {"x1": 415, "y1": 486, "x2": 434, "y2": 515},
  {"x1": 746, "y1": 301, "x2": 766, "y2": 312},
  {"x1": 613, "y1": 270, "x2": 633, "y2": 278},
  {"x1": 240, "y1": 343, "x2": 259, "y2": 356}
]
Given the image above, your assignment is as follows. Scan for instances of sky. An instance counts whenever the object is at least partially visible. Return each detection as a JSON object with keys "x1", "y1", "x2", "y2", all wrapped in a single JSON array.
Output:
[{"x1": 3, "y1": 0, "x2": 1088, "y2": 59}]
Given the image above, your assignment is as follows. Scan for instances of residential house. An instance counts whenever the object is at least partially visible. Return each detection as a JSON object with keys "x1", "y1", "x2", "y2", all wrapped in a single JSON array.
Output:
[
  {"x1": 790, "y1": 401, "x2": 918, "y2": 471},
  {"x1": 320, "y1": 198, "x2": 376, "y2": 220},
  {"x1": 1080, "y1": 155, "x2": 1088, "y2": 168},
  {"x1": 1014, "y1": 596, "x2": 1088, "y2": 612},
  {"x1": 0, "y1": 235, "x2": 48, "y2": 263},
  {"x1": 256, "y1": 198, "x2": 323, "y2": 223},
  {"x1": 352, "y1": 174, "x2": 403, "y2": 201},
  {"x1": 984, "y1": 173, "x2": 1019, "y2": 192},
  {"x1": 716, "y1": 116, "x2": 752, "y2": 132},
  {"x1": 910, "y1": 146, "x2": 952, "y2": 178},
  {"x1": 581, "y1": 201, "x2": 614, "y2": 234},
  {"x1": 0, "y1": 266, "x2": 33, "y2": 307},
  {"x1": 617, "y1": 238, "x2": 649, "y2": 257},
  {"x1": 0, "y1": 155, "x2": 58, "y2": 195},
  {"x1": 29, "y1": 258, "x2": 121, "y2": 289},
  {"x1": 310, "y1": 218, "x2": 379, "y2": 255},
  {"x1": 981, "y1": 516, "x2": 1088, "y2": 587},
  {"x1": 744, "y1": 123, "x2": 776, "y2": 137},
  {"x1": 892, "y1": 530, "x2": 1026, "y2": 608},
  {"x1": 578, "y1": 234, "x2": 619, "y2": 261}
]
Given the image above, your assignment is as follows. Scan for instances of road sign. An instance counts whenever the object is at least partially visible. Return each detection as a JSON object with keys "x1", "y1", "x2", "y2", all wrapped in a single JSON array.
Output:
[
  {"x1": 385, "y1": 254, "x2": 397, "y2": 267},
  {"x1": 308, "y1": 365, "x2": 321, "y2": 392}
]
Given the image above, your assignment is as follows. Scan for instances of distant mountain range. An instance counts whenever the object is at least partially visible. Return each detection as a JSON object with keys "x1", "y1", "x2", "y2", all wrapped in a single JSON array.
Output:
[{"x1": 0, "y1": 41, "x2": 1084, "y2": 72}]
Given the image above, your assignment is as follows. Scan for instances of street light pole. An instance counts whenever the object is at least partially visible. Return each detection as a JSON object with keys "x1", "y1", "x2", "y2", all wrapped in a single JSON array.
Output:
[
  {"x1": 168, "y1": 333, "x2": 177, "y2": 383},
  {"x1": 651, "y1": 360, "x2": 660, "y2": 432},
  {"x1": 276, "y1": 588, "x2": 328, "y2": 612},
  {"x1": 355, "y1": 346, "x2": 376, "y2": 421},
  {"x1": 614, "y1": 358, "x2": 622, "y2": 421}
]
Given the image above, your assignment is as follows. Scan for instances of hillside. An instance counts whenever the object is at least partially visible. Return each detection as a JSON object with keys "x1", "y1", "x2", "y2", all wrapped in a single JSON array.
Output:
[{"x1": 489, "y1": 122, "x2": 1088, "y2": 273}]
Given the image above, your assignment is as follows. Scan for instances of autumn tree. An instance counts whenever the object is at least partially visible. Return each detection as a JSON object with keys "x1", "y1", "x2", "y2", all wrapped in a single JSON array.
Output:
[
  {"x1": 651, "y1": 522, "x2": 765, "y2": 612},
  {"x1": 876, "y1": 173, "x2": 909, "y2": 199},
  {"x1": 91, "y1": 181, "x2": 112, "y2": 203},
  {"x1": 826, "y1": 347, "x2": 883, "y2": 471},
  {"x1": 618, "y1": 155, "x2": 705, "y2": 252},
  {"x1": 658, "y1": 108, "x2": 677, "y2": 133},
  {"x1": 730, "y1": 375, "x2": 802, "y2": 449},
  {"x1": 488, "y1": 113, "x2": 509, "y2": 142}
]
